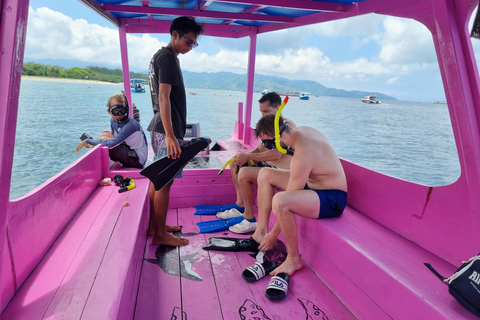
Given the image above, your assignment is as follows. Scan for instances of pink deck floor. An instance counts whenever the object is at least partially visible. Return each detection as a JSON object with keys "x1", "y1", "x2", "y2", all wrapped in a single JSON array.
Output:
[{"x1": 135, "y1": 206, "x2": 356, "y2": 320}]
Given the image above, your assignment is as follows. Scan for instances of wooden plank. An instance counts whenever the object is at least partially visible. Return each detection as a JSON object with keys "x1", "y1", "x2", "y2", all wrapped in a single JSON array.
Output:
[
  {"x1": 176, "y1": 208, "x2": 224, "y2": 319},
  {"x1": 295, "y1": 207, "x2": 477, "y2": 319},
  {"x1": 81, "y1": 178, "x2": 150, "y2": 320},
  {"x1": 134, "y1": 209, "x2": 182, "y2": 320},
  {"x1": 41, "y1": 186, "x2": 132, "y2": 319},
  {"x1": 1, "y1": 184, "x2": 117, "y2": 319}
]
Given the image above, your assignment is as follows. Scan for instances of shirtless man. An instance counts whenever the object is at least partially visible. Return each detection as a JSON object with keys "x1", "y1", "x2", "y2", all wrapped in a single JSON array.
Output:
[
  {"x1": 252, "y1": 114, "x2": 348, "y2": 277},
  {"x1": 219, "y1": 92, "x2": 295, "y2": 234}
]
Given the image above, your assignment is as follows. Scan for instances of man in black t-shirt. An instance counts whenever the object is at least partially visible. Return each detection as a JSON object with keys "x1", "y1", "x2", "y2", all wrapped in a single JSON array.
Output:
[{"x1": 147, "y1": 16, "x2": 203, "y2": 247}]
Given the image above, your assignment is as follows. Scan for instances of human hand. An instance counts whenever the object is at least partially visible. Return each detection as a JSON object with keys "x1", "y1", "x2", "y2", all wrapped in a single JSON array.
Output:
[
  {"x1": 166, "y1": 135, "x2": 182, "y2": 159},
  {"x1": 258, "y1": 232, "x2": 278, "y2": 251},
  {"x1": 76, "y1": 140, "x2": 89, "y2": 153},
  {"x1": 233, "y1": 153, "x2": 248, "y2": 167}
]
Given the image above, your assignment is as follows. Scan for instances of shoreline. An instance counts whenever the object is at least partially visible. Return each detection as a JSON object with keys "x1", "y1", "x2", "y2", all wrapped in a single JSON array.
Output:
[{"x1": 21, "y1": 76, "x2": 118, "y2": 85}]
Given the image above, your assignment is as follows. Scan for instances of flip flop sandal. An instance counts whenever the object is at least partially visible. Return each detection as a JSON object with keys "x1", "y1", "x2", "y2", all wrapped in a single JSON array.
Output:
[
  {"x1": 265, "y1": 272, "x2": 289, "y2": 300},
  {"x1": 242, "y1": 261, "x2": 277, "y2": 282}
]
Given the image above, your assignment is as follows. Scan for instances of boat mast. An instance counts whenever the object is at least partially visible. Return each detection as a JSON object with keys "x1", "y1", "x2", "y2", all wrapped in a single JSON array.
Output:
[
  {"x1": 0, "y1": 0, "x2": 30, "y2": 305},
  {"x1": 243, "y1": 27, "x2": 258, "y2": 145},
  {"x1": 119, "y1": 19, "x2": 133, "y2": 117}
]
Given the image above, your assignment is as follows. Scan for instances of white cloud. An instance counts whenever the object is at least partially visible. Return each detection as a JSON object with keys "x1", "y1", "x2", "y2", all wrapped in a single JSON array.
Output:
[
  {"x1": 25, "y1": 7, "x2": 165, "y2": 70},
  {"x1": 24, "y1": 6, "x2": 453, "y2": 100}
]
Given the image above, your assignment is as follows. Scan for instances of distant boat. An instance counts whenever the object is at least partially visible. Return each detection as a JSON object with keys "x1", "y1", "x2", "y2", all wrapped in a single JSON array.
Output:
[
  {"x1": 261, "y1": 89, "x2": 269, "y2": 95},
  {"x1": 299, "y1": 92, "x2": 310, "y2": 100},
  {"x1": 361, "y1": 94, "x2": 381, "y2": 104},
  {"x1": 130, "y1": 78, "x2": 146, "y2": 93},
  {"x1": 434, "y1": 100, "x2": 447, "y2": 104}
]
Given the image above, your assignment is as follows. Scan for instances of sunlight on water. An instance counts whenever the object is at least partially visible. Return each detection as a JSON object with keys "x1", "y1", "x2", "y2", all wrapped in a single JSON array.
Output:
[{"x1": 10, "y1": 79, "x2": 460, "y2": 199}]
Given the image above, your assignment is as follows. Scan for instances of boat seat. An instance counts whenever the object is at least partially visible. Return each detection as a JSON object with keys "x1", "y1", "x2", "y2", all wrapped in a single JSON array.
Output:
[
  {"x1": 292, "y1": 205, "x2": 477, "y2": 319},
  {"x1": 1, "y1": 178, "x2": 151, "y2": 320}
]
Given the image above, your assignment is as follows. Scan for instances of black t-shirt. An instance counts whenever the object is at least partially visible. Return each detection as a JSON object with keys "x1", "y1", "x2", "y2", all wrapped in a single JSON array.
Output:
[{"x1": 147, "y1": 47, "x2": 186, "y2": 139}]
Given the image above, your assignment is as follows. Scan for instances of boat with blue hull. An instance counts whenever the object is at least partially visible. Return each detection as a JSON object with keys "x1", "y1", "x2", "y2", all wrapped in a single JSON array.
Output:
[{"x1": 1, "y1": 0, "x2": 479, "y2": 319}]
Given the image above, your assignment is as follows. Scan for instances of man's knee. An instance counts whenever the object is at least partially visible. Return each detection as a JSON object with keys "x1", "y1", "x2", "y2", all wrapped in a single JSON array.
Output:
[
  {"x1": 258, "y1": 167, "x2": 275, "y2": 182},
  {"x1": 272, "y1": 192, "x2": 289, "y2": 217},
  {"x1": 238, "y1": 167, "x2": 258, "y2": 184}
]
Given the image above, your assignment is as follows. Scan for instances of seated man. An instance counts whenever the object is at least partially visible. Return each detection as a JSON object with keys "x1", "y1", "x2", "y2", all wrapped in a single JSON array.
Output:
[
  {"x1": 76, "y1": 93, "x2": 148, "y2": 169},
  {"x1": 218, "y1": 92, "x2": 295, "y2": 234},
  {"x1": 251, "y1": 114, "x2": 348, "y2": 277}
]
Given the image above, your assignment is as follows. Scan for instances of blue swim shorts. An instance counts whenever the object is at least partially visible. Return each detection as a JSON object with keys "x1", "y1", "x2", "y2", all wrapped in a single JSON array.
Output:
[
  {"x1": 150, "y1": 131, "x2": 183, "y2": 179},
  {"x1": 305, "y1": 187, "x2": 348, "y2": 218}
]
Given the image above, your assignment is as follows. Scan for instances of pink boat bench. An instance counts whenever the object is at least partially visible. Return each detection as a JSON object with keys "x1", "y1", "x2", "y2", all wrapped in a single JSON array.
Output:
[{"x1": 1, "y1": 147, "x2": 150, "y2": 319}]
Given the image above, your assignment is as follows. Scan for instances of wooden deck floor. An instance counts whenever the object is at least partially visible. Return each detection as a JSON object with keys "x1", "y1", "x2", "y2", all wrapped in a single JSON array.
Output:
[{"x1": 134, "y1": 207, "x2": 356, "y2": 320}]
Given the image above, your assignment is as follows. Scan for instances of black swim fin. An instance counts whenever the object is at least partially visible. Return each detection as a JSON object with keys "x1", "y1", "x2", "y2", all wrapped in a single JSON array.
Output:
[
  {"x1": 202, "y1": 236, "x2": 260, "y2": 252},
  {"x1": 141, "y1": 137, "x2": 208, "y2": 191}
]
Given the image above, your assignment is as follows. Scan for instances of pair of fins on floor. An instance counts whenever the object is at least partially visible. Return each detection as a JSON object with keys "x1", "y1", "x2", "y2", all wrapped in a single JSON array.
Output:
[{"x1": 195, "y1": 203, "x2": 252, "y2": 233}]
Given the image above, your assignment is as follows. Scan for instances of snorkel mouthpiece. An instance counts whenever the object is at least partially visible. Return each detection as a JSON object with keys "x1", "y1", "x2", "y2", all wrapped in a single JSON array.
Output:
[{"x1": 274, "y1": 96, "x2": 289, "y2": 154}]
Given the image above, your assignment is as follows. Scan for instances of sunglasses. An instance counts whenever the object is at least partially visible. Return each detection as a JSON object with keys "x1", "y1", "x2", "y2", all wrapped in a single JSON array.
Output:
[
  {"x1": 182, "y1": 35, "x2": 198, "y2": 48},
  {"x1": 109, "y1": 104, "x2": 127, "y2": 116}
]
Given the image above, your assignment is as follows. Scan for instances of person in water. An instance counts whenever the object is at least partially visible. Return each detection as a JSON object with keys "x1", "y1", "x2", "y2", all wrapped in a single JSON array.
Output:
[
  {"x1": 252, "y1": 114, "x2": 348, "y2": 277},
  {"x1": 147, "y1": 16, "x2": 203, "y2": 247},
  {"x1": 219, "y1": 92, "x2": 295, "y2": 234},
  {"x1": 76, "y1": 93, "x2": 148, "y2": 169}
]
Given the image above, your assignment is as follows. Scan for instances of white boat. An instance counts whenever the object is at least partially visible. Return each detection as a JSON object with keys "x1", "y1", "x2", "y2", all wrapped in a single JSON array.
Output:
[
  {"x1": 299, "y1": 92, "x2": 310, "y2": 100},
  {"x1": 361, "y1": 94, "x2": 381, "y2": 104}
]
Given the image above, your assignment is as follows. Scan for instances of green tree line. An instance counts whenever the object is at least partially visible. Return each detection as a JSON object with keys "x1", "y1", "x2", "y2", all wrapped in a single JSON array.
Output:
[{"x1": 22, "y1": 62, "x2": 148, "y2": 84}]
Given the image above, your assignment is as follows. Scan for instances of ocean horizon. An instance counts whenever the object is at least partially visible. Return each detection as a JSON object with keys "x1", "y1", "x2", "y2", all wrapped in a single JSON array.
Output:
[{"x1": 10, "y1": 78, "x2": 460, "y2": 199}]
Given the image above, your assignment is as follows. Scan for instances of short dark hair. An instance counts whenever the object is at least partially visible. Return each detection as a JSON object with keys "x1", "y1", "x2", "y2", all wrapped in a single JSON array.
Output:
[
  {"x1": 258, "y1": 92, "x2": 281, "y2": 108},
  {"x1": 170, "y1": 16, "x2": 203, "y2": 37},
  {"x1": 255, "y1": 113, "x2": 285, "y2": 138}
]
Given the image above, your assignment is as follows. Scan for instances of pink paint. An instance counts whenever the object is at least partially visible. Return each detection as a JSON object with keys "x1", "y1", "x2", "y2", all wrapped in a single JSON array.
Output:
[{"x1": 2, "y1": 0, "x2": 480, "y2": 318}]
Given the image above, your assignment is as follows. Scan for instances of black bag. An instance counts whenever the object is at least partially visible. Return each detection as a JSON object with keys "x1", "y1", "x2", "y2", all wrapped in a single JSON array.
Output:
[{"x1": 425, "y1": 253, "x2": 480, "y2": 318}]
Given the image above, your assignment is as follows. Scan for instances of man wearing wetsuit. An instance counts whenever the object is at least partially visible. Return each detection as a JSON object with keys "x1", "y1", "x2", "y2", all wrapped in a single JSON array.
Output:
[{"x1": 251, "y1": 114, "x2": 348, "y2": 277}]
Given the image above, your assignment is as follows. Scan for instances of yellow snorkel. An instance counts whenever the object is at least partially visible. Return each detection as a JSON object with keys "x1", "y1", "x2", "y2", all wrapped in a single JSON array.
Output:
[
  {"x1": 274, "y1": 96, "x2": 289, "y2": 154},
  {"x1": 218, "y1": 158, "x2": 255, "y2": 175}
]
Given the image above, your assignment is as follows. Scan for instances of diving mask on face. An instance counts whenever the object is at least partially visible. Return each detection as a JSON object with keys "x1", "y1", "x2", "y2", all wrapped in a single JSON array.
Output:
[{"x1": 109, "y1": 104, "x2": 128, "y2": 116}]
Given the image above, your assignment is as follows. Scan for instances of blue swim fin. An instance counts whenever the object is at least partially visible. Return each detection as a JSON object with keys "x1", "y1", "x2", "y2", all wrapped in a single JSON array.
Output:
[
  {"x1": 197, "y1": 216, "x2": 251, "y2": 233},
  {"x1": 194, "y1": 203, "x2": 245, "y2": 215}
]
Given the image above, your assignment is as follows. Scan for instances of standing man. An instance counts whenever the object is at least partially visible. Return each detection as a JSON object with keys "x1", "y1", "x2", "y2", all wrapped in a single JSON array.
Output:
[
  {"x1": 147, "y1": 16, "x2": 203, "y2": 246},
  {"x1": 252, "y1": 114, "x2": 348, "y2": 277}
]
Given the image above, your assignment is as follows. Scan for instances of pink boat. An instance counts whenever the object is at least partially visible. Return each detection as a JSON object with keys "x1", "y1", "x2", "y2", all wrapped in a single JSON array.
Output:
[{"x1": 1, "y1": 0, "x2": 479, "y2": 319}]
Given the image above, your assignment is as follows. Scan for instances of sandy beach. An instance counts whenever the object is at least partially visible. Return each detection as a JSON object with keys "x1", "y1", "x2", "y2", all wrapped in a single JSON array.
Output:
[{"x1": 21, "y1": 76, "x2": 117, "y2": 85}]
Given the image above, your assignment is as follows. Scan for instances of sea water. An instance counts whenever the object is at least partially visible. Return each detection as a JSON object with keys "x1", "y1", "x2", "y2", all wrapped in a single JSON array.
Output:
[{"x1": 10, "y1": 79, "x2": 460, "y2": 199}]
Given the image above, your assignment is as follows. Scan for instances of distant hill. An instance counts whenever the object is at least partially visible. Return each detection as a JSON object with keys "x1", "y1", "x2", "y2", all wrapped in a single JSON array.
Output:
[
  {"x1": 183, "y1": 71, "x2": 397, "y2": 100},
  {"x1": 22, "y1": 62, "x2": 395, "y2": 100}
]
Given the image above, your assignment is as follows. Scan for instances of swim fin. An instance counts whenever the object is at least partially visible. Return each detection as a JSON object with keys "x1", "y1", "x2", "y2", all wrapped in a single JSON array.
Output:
[
  {"x1": 194, "y1": 203, "x2": 245, "y2": 215},
  {"x1": 196, "y1": 216, "x2": 255, "y2": 233},
  {"x1": 141, "y1": 137, "x2": 208, "y2": 191},
  {"x1": 202, "y1": 236, "x2": 260, "y2": 252}
]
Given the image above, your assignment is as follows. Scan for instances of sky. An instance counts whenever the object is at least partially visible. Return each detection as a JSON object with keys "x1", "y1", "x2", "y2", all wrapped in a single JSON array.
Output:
[{"x1": 25, "y1": 0, "x2": 480, "y2": 102}]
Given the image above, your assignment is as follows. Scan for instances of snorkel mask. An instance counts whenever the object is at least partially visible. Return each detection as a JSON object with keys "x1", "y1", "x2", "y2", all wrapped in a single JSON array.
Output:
[
  {"x1": 109, "y1": 104, "x2": 128, "y2": 116},
  {"x1": 109, "y1": 104, "x2": 129, "y2": 124},
  {"x1": 274, "y1": 96, "x2": 289, "y2": 154}
]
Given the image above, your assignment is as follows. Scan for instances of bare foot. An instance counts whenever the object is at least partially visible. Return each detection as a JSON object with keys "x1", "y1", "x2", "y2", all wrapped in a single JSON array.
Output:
[
  {"x1": 148, "y1": 225, "x2": 182, "y2": 236},
  {"x1": 270, "y1": 255, "x2": 303, "y2": 276},
  {"x1": 152, "y1": 233, "x2": 189, "y2": 247}
]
